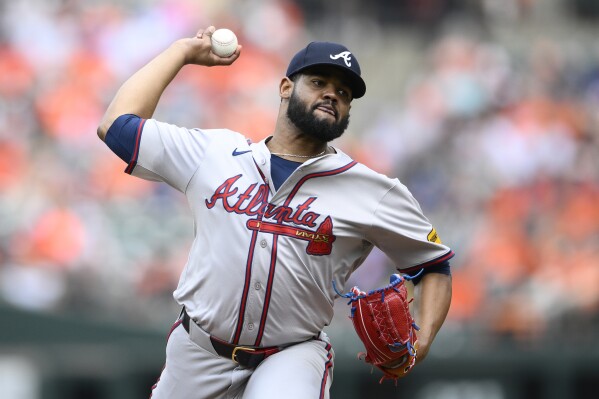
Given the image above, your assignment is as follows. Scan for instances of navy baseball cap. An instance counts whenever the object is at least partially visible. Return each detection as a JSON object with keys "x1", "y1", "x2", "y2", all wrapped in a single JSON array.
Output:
[{"x1": 286, "y1": 42, "x2": 366, "y2": 98}]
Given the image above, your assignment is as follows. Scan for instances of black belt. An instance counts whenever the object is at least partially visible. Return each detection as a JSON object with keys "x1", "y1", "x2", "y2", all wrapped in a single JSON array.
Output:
[{"x1": 181, "y1": 308, "x2": 281, "y2": 368}]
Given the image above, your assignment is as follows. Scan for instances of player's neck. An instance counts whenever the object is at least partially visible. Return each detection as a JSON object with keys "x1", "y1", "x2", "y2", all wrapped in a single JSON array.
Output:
[{"x1": 266, "y1": 134, "x2": 329, "y2": 162}]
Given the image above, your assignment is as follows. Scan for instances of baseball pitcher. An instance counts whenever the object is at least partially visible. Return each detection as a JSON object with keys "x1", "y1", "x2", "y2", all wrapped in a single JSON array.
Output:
[{"x1": 97, "y1": 26, "x2": 454, "y2": 399}]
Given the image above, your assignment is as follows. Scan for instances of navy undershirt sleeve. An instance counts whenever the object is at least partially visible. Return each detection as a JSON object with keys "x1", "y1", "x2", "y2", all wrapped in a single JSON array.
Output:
[
  {"x1": 270, "y1": 155, "x2": 302, "y2": 190},
  {"x1": 104, "y1": 114, "x2": 143, "y2": 163},
  {"x1": 407, "y1": 261, "x2": 451, "y2": 285}
]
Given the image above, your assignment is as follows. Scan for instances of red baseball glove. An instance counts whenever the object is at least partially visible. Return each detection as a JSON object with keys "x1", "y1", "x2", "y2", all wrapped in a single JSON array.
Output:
[{"x1": 334, "y1": 274, "x2": 420, "y2": 383}]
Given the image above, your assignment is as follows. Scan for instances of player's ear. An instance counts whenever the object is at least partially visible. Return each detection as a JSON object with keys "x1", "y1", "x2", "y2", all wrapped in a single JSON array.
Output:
[{"x1": 280, "y1": 77, "x2": 293, "y2": 100}]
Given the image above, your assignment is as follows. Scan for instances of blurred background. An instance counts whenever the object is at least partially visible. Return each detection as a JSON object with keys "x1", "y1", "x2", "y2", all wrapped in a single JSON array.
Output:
[{"x1": 1, "y1": 0, "x2": 598, "y2": 398}]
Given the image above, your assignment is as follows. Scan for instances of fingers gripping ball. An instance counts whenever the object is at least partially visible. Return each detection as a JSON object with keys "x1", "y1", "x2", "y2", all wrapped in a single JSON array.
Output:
[
  {"x1": 333, "y1": 273, "x2": 420, "y2": 383},
  {"x1": 211, "y1": 28, "x2": 238, "y2": 57}
]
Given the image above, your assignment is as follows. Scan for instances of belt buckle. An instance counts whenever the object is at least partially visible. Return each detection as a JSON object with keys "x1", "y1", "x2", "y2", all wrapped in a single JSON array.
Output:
[{"x1": 231, "y1": 346, "x2": 255, "y2": 364}]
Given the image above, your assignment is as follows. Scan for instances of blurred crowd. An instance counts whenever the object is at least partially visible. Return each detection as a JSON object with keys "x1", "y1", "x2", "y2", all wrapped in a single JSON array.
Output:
[{"x1": 1, "y1": 0, "x2": 598, "y2": 353}]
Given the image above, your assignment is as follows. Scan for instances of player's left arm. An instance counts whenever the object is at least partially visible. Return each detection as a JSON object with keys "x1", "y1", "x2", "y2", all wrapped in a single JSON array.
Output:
[
  {"x1": 368, "y1": 181, "x2": 454, "y2": 366},
  {"x1": 412, "y1": 270, "x2": 452, "y2": 363}
]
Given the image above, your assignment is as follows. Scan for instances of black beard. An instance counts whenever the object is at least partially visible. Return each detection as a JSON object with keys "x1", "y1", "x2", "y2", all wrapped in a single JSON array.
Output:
[{"x1": 286, "y1": 89, "x2": 350, "y2": 142}]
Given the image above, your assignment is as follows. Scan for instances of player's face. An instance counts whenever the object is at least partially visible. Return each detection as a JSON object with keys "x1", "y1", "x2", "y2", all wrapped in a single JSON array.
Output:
[{"x1": 286, "y1": 70, "x2": 351, "y2": 142}]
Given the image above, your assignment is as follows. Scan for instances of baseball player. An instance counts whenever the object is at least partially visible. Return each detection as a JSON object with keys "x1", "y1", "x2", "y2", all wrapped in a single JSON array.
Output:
[{"x1": 97, "y1": 26, "x2": 453, "y2": 399}]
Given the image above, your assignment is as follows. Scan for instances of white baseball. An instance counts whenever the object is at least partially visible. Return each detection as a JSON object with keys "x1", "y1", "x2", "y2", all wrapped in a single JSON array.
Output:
[{"x1": 211, "y1": 28, "x2": 238, "y2": 57}]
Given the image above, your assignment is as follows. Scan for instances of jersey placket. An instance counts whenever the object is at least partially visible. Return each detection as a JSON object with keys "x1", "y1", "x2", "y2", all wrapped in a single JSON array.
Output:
[
  {"x1": 245, "y1": 156, "x2": 312, "y2": 346},
  {"x1": 248, "y1": 225, "x2": 279, "y2": 345},
  {"x1": 237, "y1": 240, "x2": 270, "y2": 343},
  {"x1": 232, "y1": 157, "x2": 275, "y2": 345}
]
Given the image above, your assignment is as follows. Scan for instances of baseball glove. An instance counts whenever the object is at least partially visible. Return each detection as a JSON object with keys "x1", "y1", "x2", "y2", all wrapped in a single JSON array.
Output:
[{"x1": 333, "y1": 273, "x2": 420, "y2": 383}]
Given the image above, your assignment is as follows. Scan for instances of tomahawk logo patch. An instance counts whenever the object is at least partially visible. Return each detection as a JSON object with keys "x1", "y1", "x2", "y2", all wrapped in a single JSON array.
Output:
[{"x1": 247, "y1": 218, "x2": 335, "y2": 256}]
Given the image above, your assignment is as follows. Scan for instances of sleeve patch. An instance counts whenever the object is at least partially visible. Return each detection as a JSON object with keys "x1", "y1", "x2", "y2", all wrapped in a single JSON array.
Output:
[{"x1": 427, "y1": 228, "x2": 442, "y2": 244}]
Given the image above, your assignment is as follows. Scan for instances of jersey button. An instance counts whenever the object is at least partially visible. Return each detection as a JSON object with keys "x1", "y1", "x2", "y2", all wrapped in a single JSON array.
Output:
[
  {"x1": 254, "y1": 282, "x2": 262, "y2": 290},
  {"x1": 260, "y1": 240, "x2": 267, "y2": 248},
  {"x1": 248, "y1": 323, "x2": 254, "y2": 330}
]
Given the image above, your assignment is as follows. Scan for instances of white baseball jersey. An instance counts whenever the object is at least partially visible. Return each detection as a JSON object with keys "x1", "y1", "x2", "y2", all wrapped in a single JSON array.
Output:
[{"x1": 120, "y1": 116, "x2": 454, "y2": 348}]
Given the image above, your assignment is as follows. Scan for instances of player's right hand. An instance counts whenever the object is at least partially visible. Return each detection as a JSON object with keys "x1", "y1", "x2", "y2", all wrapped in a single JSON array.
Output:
[{"x1": 175, "y1": 26, "x2": 241, "y2": 67}]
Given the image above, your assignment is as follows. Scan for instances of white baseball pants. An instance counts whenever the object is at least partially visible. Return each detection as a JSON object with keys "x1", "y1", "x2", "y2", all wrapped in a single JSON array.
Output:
[{"x1": 150, "y1": 319, "x2": 334, "y2": 399}]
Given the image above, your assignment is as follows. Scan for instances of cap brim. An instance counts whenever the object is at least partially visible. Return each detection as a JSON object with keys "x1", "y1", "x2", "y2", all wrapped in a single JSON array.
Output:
[{"x1": 288, "y1": 63, "x2": 366, "y2": 99}]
